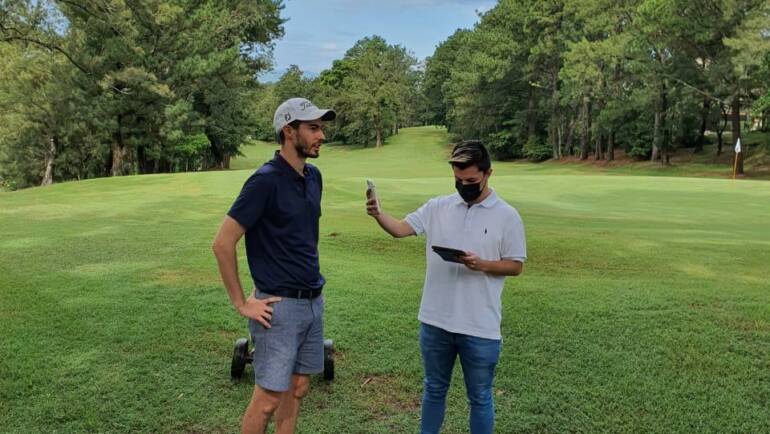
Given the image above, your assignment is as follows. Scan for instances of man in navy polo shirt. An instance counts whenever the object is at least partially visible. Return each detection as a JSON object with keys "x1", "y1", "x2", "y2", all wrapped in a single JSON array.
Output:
[{"x1": 212, "y1": 97, "x2": 335, "y2": 434}]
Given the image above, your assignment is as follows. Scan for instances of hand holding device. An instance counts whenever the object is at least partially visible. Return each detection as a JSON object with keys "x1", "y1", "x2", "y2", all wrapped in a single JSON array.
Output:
[{"x1": 366, "y1": 179, "x2": 380, "y2": 215}]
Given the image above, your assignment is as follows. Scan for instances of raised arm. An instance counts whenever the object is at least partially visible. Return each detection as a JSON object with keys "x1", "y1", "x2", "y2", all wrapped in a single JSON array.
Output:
[{"x1": 366, "y1": 197, "x2": 415, "y2": 238}]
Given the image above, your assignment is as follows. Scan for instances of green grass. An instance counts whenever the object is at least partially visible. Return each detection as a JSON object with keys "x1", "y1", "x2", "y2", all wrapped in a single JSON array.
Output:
[
  {"x1": 233, "y1": 129, "x2": 770, "y2": 180},
  {"x1": 2, "y1": 126, "x2": 770, "y2": 433}
]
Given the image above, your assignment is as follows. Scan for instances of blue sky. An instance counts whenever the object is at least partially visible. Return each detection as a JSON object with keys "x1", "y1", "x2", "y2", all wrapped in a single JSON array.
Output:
[{"x1": 258, "y1": 0, "x2": 496, "y2": 82}]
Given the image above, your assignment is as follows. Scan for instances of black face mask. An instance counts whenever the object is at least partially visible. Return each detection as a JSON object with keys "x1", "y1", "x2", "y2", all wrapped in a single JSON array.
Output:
[{"x1": 455, "y1": 178, "x2": 484, "y2": 203}]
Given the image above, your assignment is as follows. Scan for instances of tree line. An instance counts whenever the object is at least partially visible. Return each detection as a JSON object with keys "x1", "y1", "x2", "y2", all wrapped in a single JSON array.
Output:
[
  {"x1": 1, "y1": 0, "x2": 769, "y2": 190},
  {"x1": 422, "y1": 0, "x2": 770, "y2": 173}
]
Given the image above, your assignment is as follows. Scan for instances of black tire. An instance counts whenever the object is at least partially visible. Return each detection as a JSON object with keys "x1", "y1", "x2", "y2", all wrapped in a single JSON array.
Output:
[
  {"x1": 323, "y1": 339, "x2": 334, "y2": 381},
  {"x1": 231, "y1": 338, "x2": 249, "y2": 379}
]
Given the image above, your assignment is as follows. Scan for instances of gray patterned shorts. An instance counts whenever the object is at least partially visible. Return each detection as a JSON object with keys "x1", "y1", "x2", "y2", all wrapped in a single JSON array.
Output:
[{"x1": 247, "y1": 290, "x2": 324, "y2": 392}]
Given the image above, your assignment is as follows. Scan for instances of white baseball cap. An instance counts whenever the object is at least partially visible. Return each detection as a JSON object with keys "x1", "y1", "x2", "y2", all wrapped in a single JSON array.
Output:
[{"x1": 273, "y1": 97, "x2": 336, "y2": 133}]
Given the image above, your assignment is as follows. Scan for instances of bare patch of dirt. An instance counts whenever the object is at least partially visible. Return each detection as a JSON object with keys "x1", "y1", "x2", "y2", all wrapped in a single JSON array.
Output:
[{"x1": 359, "y1": 373, "x2": 421, "y2": 419}]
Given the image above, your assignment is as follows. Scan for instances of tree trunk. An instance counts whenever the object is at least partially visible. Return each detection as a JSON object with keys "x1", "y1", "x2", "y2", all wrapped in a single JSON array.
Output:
[
  {"x1": 205, "y1": 129, "x2": 224, "y2": 169},
  {"x1": 375, "y1": 126, "x2": 382, "y2": 148},
  {"x1": 716, "y1": 104, "x2": 727, "y2": 156},
  {"x1": 565, "y1": 117, "x2": 575, "y2": 156},
  {"x1": 111, "y1": 115, "x2": 126, "y2": 176},
  {"x1": 608, "y1": 61, "x2": 621, "y2": 163},
  {"x1": 652, "y1": 84, "x2": 667, "y2": 163},
  {"x1": 595, "y1": 131, "x2": 604, "y2": 160},
  {"x1": 607, "y1": 130, "x2": 615, "y2": 161},
  {"x1": 137, "y1": 146, "x2": 153, "y2": 174},
  {"x1": 111, "y1": 143, "x2": 126, "y2": 176},
  {"x1": 716, "y1": 130, "x2": 724, "y2": 156},
  {"x1": 580, "y1": 97, "x2": 592, "y2": 160},
  {"x1": 41, "y1": 136, "x2": 57, "y2": 186},
  {"x1": 661, "y1": 88, "x2": 669, "y2": 164},
  {"x1": 694, "y1": 97, "x2": 710, "y2": 153},
  {"x1": 732, "y1": 96, "x2": 743, "y2": 175},
  {"x1": 651, "y1": 108, "x2": 660, "y2": 162},
  {"x1": 593, "y1": 72, "x2": 606, "y2": 161},
  {"x1": 527, "y1": 85, "x2": 538, "y2": 142},
  {"x1": 223, "y1": 154, "x2": 231, "y2": 169},
  {"x1": 549, "y1": 74, "x2": 560, "y2": 159}
]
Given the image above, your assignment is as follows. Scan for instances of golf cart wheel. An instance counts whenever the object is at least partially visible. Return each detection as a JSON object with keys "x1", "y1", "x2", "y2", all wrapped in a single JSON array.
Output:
[
  {"x1": 323, "y1": 339, "x2": 334, "y2": 381},
  {"x1": 231, "y1": 338, "x2": 249, "y2": 379}
]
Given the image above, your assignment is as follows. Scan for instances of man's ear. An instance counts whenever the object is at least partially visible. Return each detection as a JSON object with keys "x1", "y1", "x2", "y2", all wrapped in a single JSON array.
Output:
[{"x1": 282, "y1": 125, "x2": 295, "y2": 144}]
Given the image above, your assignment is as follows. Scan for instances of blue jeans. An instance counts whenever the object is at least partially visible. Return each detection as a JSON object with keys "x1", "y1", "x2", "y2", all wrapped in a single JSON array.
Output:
[{"x1": 419, "y1": 322, "x2": 501, "y2": 434}]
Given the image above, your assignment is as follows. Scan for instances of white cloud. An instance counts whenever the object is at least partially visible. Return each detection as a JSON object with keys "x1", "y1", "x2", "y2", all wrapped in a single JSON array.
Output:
[{"x1": 321, "y1": 42, "x2": 339, "y2": 52}]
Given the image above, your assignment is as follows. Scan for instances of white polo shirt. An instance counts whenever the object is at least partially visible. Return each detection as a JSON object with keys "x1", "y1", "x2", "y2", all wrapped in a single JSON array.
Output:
[{"x1": 405, "y1": 189, "x2": 526, "y2": 340}]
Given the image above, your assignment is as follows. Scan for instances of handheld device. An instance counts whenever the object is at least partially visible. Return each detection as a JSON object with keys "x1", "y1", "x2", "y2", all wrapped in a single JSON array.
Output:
[
  {"x1": 366, "y1": 179, "x2": 380, "y2": 211},
  {"x1": 431, "y1": 245, "x2": 466, "y2": 263}
]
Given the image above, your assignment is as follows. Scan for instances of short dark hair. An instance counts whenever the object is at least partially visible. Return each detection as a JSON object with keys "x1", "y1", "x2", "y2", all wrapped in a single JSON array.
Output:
[
  {"x1": 276, "y1": 120, "x2": 302, "y2": 144},
  {"x1": 448, "y1": 140, "x2": 491, "y2": 172}
]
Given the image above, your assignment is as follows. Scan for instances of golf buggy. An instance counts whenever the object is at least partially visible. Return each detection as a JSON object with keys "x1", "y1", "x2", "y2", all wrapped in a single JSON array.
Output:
[{"x1": 230, "y1": 337, "x2": 335, "y2": 381}]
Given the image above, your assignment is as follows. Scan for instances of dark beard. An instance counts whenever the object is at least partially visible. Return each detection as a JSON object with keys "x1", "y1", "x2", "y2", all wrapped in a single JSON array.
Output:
[{"x1": 294, "y1": 137, "x2": 318, "y2": 159}]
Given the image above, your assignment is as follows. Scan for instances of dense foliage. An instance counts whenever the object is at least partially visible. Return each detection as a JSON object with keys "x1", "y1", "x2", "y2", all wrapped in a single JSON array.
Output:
[
  {"x1": 423, "y1": 0, "x2": 770, "y2": 170},
  {"x1": 1, "y1": 0, "x2": 284, "y2": 189}
]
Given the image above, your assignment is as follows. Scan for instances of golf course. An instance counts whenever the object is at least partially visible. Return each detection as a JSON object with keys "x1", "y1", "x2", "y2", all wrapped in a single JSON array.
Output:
[{"x1": 1, "y1": 126, "x2": 769, "y2": 433}]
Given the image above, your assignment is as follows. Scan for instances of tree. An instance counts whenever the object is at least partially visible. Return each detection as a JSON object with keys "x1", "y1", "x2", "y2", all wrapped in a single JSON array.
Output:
[
  {"x1": 0, "y1": 0, "x2": 284, "y2": 187},
  {"x1": 724, "y1": 0, "x2": 770, "y2": 173},
  {"x1": 320, "y1": 36, "x2": 417, "y2": 147}
]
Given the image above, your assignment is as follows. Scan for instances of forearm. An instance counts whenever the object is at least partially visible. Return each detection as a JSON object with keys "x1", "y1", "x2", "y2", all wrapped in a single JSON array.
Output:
[
  {"x1": 212, "y1": 244, "x2": 247, "y2": 311},
  {"x1": 479, "y1": 259, "x2": 523, "y2": 276},
  {"x1": 374, "y1": 212, "x2": 414, "y2": 238}
]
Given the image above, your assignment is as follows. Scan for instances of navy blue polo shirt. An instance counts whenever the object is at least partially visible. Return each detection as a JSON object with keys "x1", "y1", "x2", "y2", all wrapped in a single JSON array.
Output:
[{"x1": 227, "y1": 151, "x2": 324, "y2": 292}]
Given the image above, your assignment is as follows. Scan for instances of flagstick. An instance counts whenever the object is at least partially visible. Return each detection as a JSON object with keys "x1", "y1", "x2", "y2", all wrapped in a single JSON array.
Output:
[{"x1": 733, "y1": 137, "x2": 741, "y2": 180}]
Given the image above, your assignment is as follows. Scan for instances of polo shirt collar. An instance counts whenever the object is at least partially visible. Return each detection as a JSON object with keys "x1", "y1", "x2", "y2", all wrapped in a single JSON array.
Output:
[
  {"x1": 454, "y1": 189, "x2": 499, "y2": 208},
  {"x1": 273, "y1": 150, "x2": 309, "y2": 179}
]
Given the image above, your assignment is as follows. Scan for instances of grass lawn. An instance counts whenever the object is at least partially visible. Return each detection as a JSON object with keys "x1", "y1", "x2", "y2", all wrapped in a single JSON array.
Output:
[{"x1": 1, "y1": 126, "x2": 769, "y2": 433}]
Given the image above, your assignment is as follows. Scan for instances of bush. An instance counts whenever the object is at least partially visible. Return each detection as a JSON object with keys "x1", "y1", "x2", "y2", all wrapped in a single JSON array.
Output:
[
  {"x1": 169, "y1": 133, "x2": 211, "y2": 171},
  {"x1": 485, "y1": 130, "x2": 523, "y2": 160},
  {"x1": 746, "y1": 148, "x2": 770, "y2": 166},
  {"x1": 0, "y1": 175, "x2": 12, "y2": 191},
  {"x1": 523, "y1": 139, "x2": 552, "y2": 162},
  {"x1": 627, "y1": 145, "x2": 651, "y2": 160}
]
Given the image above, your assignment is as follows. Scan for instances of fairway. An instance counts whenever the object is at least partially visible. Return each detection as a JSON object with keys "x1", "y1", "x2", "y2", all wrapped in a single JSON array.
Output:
[{"x1": 1, "y1": 126, "x2": 769, "y2": 433}]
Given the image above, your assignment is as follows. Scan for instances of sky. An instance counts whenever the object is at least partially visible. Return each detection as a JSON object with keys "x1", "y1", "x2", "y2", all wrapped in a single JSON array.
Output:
[{"x1": 258, "y1": 0, "x2": 497, "y2": 82}]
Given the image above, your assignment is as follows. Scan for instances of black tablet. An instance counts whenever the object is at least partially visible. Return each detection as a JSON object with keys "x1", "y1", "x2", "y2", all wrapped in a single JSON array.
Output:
[{"x1": 431, "y1": 245, "x2": 466, "y2": 263}]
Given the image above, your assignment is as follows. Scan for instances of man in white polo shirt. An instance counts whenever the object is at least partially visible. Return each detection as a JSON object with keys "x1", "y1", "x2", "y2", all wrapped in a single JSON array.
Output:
[{"x1": 365, "y1": 140, "x2": 526, "y2": 434}]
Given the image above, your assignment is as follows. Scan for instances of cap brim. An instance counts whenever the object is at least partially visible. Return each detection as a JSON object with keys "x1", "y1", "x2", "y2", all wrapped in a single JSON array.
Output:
[{"x1": 297, "y1": 108, "x2": 336, "y2": 122}]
